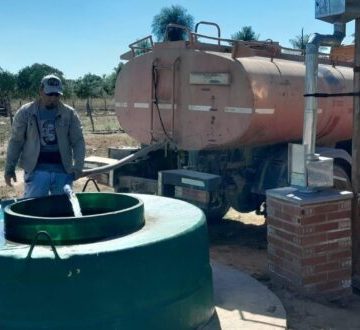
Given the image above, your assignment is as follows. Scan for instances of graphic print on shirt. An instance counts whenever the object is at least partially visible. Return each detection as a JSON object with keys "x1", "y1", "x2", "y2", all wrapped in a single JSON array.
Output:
[{"x1": 40, "y1": 119, "x2": 57, "y2": 146}]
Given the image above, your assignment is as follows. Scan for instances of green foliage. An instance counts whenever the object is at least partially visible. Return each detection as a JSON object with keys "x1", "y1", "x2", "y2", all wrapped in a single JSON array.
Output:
[
  {"x1": 17, "y1": 63, "x2": 64, "y2": 98},
  {"x1": 231, "y1": 26, "x2": 259, "y2": 41},
  {"x1": 102, "y1": 63, "x2": 124, "y2": 96},
  {"x1": 74, "y1": 73, "x2": 103, "y2": 99},
  {"x1": 134, "y1": 39, "x2": 152, "y2": 56},
  {"x1": 151, "y1": 5, "x2": 194, "y2": 41},
  {"x1": 102, "y1": 73, "x2": 117, "y2": 96},
  {"x1": 63, "y1": 79, "x2": 76, "y2": 99},
  {"x1": 0, "y1": 68, "x2": 16, "y2": 98},
  {"x1": 289, "y1": 28, "x2": 310, "y2": 50},
  {"x1": 3, "y1": 61, "x2": 123, "y2": 101},
  {"x1": 114, "y1": 62, "x2": 124, "y2": 75}
]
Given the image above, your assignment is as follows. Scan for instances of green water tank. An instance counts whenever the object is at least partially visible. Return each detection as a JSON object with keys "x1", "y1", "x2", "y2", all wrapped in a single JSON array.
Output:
[{"x1": 0, "y1": 193, "x2": 214, "y2": 330}]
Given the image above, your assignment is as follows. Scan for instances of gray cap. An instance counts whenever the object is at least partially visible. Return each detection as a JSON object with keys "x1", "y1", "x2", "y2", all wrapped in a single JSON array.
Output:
[{"x1": 41, "y1": 74, "x2": 63, "y2": 95}]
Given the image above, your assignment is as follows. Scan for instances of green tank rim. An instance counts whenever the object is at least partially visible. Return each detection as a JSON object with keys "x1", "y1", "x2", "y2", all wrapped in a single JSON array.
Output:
[{"x1": 4, "y1": 193, "x2": 144, "y2": 245}]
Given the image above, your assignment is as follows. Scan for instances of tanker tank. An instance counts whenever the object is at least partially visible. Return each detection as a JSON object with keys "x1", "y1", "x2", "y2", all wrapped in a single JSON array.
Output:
[
  {"x1": 0, "y1": 193, "x2": 214, "y2": 329},
  {"x1": 108, "y1": 22, "x2": 354, "y2": 216},
  {"x1": 114, "y1": 38, "x2": 353, "y2": 150}
]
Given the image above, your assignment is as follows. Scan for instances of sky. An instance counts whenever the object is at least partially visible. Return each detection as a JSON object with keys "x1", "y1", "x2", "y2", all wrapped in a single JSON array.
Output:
[{"x1": 0, "y1": 0, "x2": 356, "y2": 80}]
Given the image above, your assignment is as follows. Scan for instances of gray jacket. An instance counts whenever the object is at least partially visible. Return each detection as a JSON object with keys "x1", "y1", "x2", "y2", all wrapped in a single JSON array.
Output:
[{"x1": 5, "y1": 101, "x2": 85, "y2": 176}]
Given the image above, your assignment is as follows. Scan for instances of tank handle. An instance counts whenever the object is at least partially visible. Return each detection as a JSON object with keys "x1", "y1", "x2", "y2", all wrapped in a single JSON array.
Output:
[
  {"x1": 165, "y1": 23, "x2": 192, "y2": 42},
  {"x1": 82, "y1": 178, "x2": 101, "y2": 192},
  {"x1": 194, "y1": 21, "x2": 221, "y2": 45},
  {"x1": 26, "y1": 231, "x2": 60, "y2": 260}
]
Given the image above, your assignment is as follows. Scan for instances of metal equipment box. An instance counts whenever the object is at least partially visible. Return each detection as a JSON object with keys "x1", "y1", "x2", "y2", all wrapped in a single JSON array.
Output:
[
  {"x1": 315, "y1": 0, "x2": 360, "y2": 23},
  {"x1": 289, "y1": 144, "x2": 334, "y2": 188},
  {"x1": 158, "y1": 169, "x2": 221, "y2": 206}
]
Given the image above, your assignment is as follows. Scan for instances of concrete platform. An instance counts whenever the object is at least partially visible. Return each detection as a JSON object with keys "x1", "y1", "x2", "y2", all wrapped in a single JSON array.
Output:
[{"x1": 204, "y1": 261, "x2": 287, "y2": 330}]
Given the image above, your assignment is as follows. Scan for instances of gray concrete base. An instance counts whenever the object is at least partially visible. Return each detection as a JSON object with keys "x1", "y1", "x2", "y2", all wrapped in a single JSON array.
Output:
[{"x1": 203, "y1": 261, "x2": 287, "y2": 330}]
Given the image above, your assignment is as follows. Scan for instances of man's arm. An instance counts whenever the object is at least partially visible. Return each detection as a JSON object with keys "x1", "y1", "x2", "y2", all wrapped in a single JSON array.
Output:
[
  {"x1": 69, "y1": 110, "x2": 86, "y2": 179},
  {"x1": 4, "y1": 109, "x2": 27, "y2": 186}
]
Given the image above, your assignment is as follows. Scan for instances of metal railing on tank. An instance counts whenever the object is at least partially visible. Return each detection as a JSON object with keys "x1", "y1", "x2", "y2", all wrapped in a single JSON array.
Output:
[
  {"x1": 128, "y1": 35, "x2": 154, "y2": 57},
  {"x1": 124, "y1": 21, "x2": 350, "y2": 65}
]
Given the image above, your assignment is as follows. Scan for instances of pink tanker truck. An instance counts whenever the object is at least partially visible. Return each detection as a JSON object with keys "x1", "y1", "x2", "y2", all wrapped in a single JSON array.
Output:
[{"x1": 104, "y1": 23, "x2": 354, "y2": 220}]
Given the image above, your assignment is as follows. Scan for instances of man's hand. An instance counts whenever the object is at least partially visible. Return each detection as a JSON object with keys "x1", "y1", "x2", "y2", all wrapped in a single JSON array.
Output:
[{"x1": 4, "y1": 172, "x2": 17, "y2": 187}]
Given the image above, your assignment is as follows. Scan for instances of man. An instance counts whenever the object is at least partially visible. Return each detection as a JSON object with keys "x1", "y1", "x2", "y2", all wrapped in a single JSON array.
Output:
[{"x1": 4, "y1": 74, "x2": 86, "y2": 198}]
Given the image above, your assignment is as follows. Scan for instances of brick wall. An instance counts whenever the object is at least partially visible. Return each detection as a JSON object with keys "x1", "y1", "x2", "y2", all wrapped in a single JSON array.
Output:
[{"x1": 266, "y1": 188, "x2": 352, "y2": 299}]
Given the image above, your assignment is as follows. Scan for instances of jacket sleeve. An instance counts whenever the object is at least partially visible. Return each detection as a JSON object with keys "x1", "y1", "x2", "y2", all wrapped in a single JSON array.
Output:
[
  {"x1": 69, "y1": 110, "x2": 86, "y2": 174},
  {"x1": 4, "y1": 108, "x2": 28, "y2": 176}
]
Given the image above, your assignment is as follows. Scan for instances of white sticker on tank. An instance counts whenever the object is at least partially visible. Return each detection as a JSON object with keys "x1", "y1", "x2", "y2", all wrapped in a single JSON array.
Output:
[
  {"x1": 255, "y1": 108, "x2": 275, "y2": 114},
  {"x1": 181, "y1": 178, "x2": 205, "y2": 187},
  {"x1": 189, "y1": 73, "x2": 230, "y2": 85},
  {"x1": 224, "y1": 107, "x2": 253, "y2": 114},
  {"x1": 134, "y1": 102, "x2": 149, "y2": 109},
  {"x1": 188, "y1": 105, "x2": 211, "y2": 111},
  {"x1": 115, "y1": 102, "x2": 128, "y2": 108},
  {"x1": 158, "y1": 103, "x2": 177, "y2": 110}
]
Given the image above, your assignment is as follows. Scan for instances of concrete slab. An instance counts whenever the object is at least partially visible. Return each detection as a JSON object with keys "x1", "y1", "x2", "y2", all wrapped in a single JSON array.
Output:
[{"x1": 203, "y1": 261, "x2": 287, "y2": 330}]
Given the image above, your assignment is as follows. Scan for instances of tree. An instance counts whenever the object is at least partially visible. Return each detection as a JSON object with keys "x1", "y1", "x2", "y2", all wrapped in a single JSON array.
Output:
[
  {"x1": 231, "y1": 26, "x2": 259, "y2": 41},
  {"x1": 289, "y1": 28, "x2": 310, "y2": 51},
  {"x1": 63, "y1": 79, "x2": 77, "y2": 103},
  {"x1": 289, "y1": 29, "x2": 330, "y2": 53},
  {"x1": 74, "y1": 73, "x2": 102, "y2": 131},
  {"x1": 151, "y1": 5, "x2": 194, "y2": 41},
  {"x1": 74, "y1": 74, "x2": 103, "y2": 99},
  {"x1": 102, "y1": 63, "x2": 124, "y2": 102},
  {"x1": 0, "y1": 68, "x2": 16, "y2": 99},
  {"x1": 17, "y1": 63, "x2": 64, "y2": 99},
  {"x1": 115, "y1": 62, "x2": 124, "y2": 75}
]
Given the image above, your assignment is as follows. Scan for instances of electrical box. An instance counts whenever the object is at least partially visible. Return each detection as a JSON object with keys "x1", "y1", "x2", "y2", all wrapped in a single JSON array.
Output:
[
  {"x1": 315, "y1": 0, "x2": 360, "y2": 23},
  {"x1": 288, "y1": 144, "x2": 334, "y2": 189},
  {"x1": 158, "y1": 169, "x2": 221, "y2": 207}
]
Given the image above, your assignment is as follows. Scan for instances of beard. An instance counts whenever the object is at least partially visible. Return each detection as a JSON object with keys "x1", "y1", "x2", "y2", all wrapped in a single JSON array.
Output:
[{"x1": 45, "y1": 103, "x2": 57, "y2": 109}]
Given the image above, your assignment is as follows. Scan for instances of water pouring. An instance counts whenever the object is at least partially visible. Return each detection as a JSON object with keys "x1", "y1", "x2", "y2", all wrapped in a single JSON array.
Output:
[{"x1": 63, "y1": 184, "x2": 82, "y2": 217}]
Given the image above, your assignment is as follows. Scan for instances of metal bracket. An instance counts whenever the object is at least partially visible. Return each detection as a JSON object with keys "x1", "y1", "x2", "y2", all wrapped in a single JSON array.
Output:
[{"x1": 26, "y1": 231, "x2": 60, "y2": 260}]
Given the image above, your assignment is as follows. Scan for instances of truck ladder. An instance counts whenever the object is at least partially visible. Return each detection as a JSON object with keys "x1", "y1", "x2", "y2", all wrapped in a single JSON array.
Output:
[{"x1": 151, "y1": 57, "x2": 180, "y2": 141}]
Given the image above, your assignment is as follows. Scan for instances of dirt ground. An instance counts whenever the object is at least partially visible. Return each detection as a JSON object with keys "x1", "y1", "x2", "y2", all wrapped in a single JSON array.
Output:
[{"x1": 1, "y1": 132, "x2": 360, "y2": 330}]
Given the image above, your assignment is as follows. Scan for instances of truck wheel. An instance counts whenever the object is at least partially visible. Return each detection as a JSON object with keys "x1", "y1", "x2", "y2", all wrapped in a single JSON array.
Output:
[
  {"x1": 205, "y1": 194, "x2": 230, "y2": 223},
  {"x1": 205, "y1": 205, "x2": 230, "y2": 223}
]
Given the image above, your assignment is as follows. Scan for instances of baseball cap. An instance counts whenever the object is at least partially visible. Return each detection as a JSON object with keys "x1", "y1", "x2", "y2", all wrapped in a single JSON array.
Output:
[{"x1": 41, "y1": 74, "x2": 63, "y2": 95}]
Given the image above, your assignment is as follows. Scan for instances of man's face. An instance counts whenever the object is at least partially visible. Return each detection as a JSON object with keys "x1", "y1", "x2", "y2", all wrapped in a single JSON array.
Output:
[{"x1": 40, "y1": 90, "x2": 61, "y2": 109}]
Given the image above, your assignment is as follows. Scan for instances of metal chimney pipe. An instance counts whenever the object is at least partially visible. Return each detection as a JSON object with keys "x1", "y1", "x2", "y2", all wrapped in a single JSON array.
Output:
[
  {"x1": 303, "y1": 23, "x2": 346, "y2": 157},
  {"x1": 351, "y1": 17, "x2": 360, "y2": 287}
]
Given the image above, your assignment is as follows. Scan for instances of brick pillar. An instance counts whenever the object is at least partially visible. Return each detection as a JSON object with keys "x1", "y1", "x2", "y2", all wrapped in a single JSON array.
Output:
[{"x1": 266, "y1": 187, "x2": 353, "y2": 299}]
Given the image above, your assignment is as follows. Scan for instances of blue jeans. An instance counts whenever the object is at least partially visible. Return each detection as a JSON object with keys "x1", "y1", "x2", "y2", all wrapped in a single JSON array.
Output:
[{"x1": 24, "y1": 170, "x2": 74, "y2": 198}]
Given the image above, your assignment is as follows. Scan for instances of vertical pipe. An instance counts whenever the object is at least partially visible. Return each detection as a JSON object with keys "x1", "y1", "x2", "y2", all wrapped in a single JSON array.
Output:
[
  {"x1": 303, "y1": 42, "x2": 319, "y2": 156},
  {"x1": 302, "y1": 23, "x2": 345, "y2": 170},
  {"x1": 351, "y1": 18, "x2": 360, "y2": 284}
]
